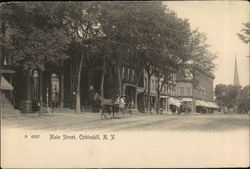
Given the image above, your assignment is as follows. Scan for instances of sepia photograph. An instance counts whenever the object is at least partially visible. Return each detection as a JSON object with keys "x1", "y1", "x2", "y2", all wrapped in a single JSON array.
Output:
[{"x1": 0, "y1": 1, "x2": 249, "y2": 168}]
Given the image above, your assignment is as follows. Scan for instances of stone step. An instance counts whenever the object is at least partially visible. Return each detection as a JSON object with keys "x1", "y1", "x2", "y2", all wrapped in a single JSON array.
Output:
[
  {"x1": 1, "y1": 101, "x2": 12, "y2": 103},
  {"x1": 0, "y1": 94, "x2": 17, "y2": 116},
  {"x1": 1, "y1": 108, "x2": 20, "y2": 113},
  {"x1": 1, "y1": 105, "x2": 12, "y2": 107},
  {"x1": 1, "y1": 101, "x2": 11, "y2": 104}
]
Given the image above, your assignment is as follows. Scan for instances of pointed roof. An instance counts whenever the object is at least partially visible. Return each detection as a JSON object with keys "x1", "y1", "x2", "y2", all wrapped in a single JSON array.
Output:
[{"x1": 233, "y1": 56, "x2": 240, "y2": 86}]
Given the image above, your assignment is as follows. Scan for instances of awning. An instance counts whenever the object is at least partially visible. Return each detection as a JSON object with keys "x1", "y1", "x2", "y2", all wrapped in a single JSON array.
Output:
[
  {"x1": 182, "y1": 98, "x2": 193, "y2": 102},
  {"x1": 160, "y1": 95, "x2": 168, "y2": 99},
  {"x1": 168, "y1": 97, "x2": 181, "y2": 107},
  {"x1": 206, "y1": 101, "x2": 220, "y2": 109},
  {"x1": 0, "y1": 76, "x2": 13, "y2": 90},
  {"x1": 136, "y1": 87, "x2": 145, "y2": 94},
  {"x1": 196, "y1": 100, "x2": 210, "y2": 107}
]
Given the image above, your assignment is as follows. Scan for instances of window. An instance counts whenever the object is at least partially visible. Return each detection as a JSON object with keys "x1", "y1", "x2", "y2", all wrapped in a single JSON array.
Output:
[
  {"x1": 180, "y1": 87, "x2": 184, "y2": 96},
  {"x1": 152, "y1": 80, "x2": 154, "y2": 91},
  {"x1": 155, "y1": 79, "x2": 158, "y2": 91},
  {"x1": 128, "y1": 67, "x2": 130, "y2": 80},
  {"x1": 132, "y1": 69, "x2": 135, "y2": 81},
  {"x1": 144, "y1": 77, "x2": 148, "y2": 89},
  {"x1": 122, "y1": 66, "x2": 125, "y2": 79},
  {"x1": 187, "y1": 88, "x2": 190, "y2": 96},
  {"x1": 124, "y1": 67, "x2": 128, "y2": 80}
]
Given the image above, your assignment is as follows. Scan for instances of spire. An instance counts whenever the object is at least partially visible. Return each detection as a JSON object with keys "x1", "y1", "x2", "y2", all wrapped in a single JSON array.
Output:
[{"x1": 233, "y1": 56, "x2": 240, "y2": 86}]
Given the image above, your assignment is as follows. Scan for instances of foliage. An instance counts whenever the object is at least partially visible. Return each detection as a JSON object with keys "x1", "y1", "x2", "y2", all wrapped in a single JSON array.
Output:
[
  {"x1": 0, "y1": 2, "x2": 71, "y2": 71},
  {"x1": 188, "y1": 29, "x2": 217, "y2": 72},
  {"x1": 236, "y1": 85, "x2": 250, "y2": 113},
  {"x1": 237, "y1": 22, "x2": 250, "y2": 44},
  {"x1": 1, "y1": 2, "x2": 218, "y2": 112},
  {"x1": 215, "y1": 84, "x2": 241, "y2": 108}
]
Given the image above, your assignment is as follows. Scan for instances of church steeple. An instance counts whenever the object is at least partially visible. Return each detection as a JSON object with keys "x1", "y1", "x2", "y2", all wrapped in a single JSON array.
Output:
[{"x1": 233, "y1": 56, "x2": 240, "y2": 86}]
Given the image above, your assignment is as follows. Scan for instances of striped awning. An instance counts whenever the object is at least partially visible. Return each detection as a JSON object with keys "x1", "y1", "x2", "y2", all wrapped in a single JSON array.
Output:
[
  {"x1": 0, "y1": 76, "x2": 13, "y2": 90},
  {"x1": 168, "y1": 97, "x2": 181, "y2": 107},
  {"x1": 206, "y1": 101, "x2": 220, "y2": 109},
  {"x1": 196, "y1": 100, "x2": 210, "y2": 107}
]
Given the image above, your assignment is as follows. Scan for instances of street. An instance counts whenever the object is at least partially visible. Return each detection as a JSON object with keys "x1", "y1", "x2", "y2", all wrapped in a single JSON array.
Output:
[{"x1": 2, "y1": 111, "x2": 249, "y2": 132}]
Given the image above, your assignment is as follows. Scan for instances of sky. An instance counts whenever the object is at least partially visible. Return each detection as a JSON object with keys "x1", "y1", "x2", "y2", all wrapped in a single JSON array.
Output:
[{"x1": 166, "y1": 1, "x2": 249, "y2": 87}]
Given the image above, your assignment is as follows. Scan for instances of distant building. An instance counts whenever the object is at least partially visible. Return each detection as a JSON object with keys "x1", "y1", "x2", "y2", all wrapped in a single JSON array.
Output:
[
  {"x1": 142, "y1": 70, "x2": 179, "y2": 113},
  {"x1": 176, "y1": 60, "x2": 219, "y2": 113}
]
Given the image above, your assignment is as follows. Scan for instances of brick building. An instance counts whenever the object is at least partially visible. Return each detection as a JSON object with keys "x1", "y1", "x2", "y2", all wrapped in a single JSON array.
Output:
[{"x1": 176, "y1": 60, "x2": 219, "y2": 113}]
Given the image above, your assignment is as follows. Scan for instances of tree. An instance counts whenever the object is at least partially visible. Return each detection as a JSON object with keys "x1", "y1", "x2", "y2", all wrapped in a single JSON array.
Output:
[
  {"x1": 215, "y1": 84, "x2": 228, "y2": 107},
  {"x1": 98, "y1": 2, "x2": 213, "y2": 113},
  {"x1": 236, "y1": 85, "x2": 250, "y2": 113},
  {"x1": 226, "y1": 85, "x2": 241, "y2": 109},
  {"x1": 237, "y1": 22, "x2": 250, "y2": 44},
  {"x1": 63, "y1": 2, "x2": 103, "y2": 113},
  {"x1": 97, "y1": 2, "x2": 170, "y2": 101},
  {"x1": 188, "y1": 29, "x2": 217, "y2": 72},
  {"x1": 0, "y1": 2, "x2": 71, "y2": 112},
  {"x1": 215, "y1": 84, "x2": 241, "y2": 113}
]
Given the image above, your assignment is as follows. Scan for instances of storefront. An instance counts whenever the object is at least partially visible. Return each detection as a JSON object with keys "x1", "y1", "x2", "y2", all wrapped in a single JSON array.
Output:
[
  {"x1": 196, "y1": 100, "x2": 220, "y2": 113},
  {"x1": 168, "y1": 97, "x2": 181, "y2": 113}
]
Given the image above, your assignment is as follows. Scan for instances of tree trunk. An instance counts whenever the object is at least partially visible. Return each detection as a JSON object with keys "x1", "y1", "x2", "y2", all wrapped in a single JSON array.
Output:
[
  {"x1": 39, "y1": 70, "x2": 43, "y2": 113},
  {"x1": 75, "y1": 54, "x2": 84, "y2": 113},
  {"x1": 147, "y1": 72, "x2": 151, "y2": 113},
  {"x1": 59, "y1": 72, "x2": 64, "y2": 108},
  {"x1": 100, "y1": 69, "x2": 105, "y2": 98},
  {"x1": 133, "y1": 68, "x2": 143, "y2": 111},
  {"x1": 117, "y1": 66, "x2": 122, "y2": 97},
  {"x1": 100, "y1": 56, "x2": 105, "y2": 98}
]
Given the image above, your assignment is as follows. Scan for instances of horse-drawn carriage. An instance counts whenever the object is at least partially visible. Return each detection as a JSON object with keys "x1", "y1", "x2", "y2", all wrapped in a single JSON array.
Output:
[{"x1": 100, "y1": 97, "x2": 132, "y2": 119}]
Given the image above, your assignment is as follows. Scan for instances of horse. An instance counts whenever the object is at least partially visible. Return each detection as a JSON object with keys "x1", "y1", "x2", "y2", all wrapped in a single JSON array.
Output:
[
  {"x1": 93, "y1": 93, "x2": 132, "y2": 119},
  {"x1": 179, "y1": 104, "x2": 191, "y2": 115}
]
